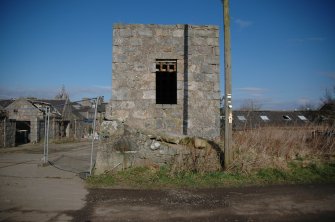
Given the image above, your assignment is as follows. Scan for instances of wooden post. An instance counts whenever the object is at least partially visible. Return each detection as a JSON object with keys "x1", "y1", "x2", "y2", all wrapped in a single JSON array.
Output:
[{"x1": 223, "y1": 0, "x2": 233, "y2": 170}]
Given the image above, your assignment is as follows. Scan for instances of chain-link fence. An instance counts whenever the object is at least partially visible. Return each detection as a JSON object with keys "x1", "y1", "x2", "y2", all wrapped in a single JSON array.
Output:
[
  {"x1": 38, "y1": 97, "x2": 103, "y2": 178},
  {"x1": 3, "y1": 96, "x2": 104, "y2": 177}
]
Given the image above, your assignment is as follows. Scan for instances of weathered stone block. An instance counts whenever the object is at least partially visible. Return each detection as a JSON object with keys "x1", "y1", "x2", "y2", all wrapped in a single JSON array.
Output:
[
  {"x1": 129, "y1": 38, "x2": 142, "y2": 46},
  {"x1": 143, "y1": 90, "x2": 155, "y2": 100},
  {"x1": 214, "y1": 46, "x2": 220, "y2": 56},
  {"x1": 138, "y1": 28, "x2": 153, "y2": 37},
  {"x1": 206, "y1": 92, "x2": 221, "y2": 100},
  {"x1": 139, "y1": 81, "x2": 155, "y2": 90},
  {"x1": 132, "y1": 109, "x2": 151, "y2": 120},
  {"x1": 134, "y1": 62, "x2": 146, "y2": 72},
  {"x1": 113, "y1": 37, "x2": 124, "y2": 46},
  {"x1": 200, "y1": 64, "x2": 213, "y2": 74},
  {"x1": 172, "y1": 29, "x2": 183, "y2": 37},
  {"x1": 119, "y1": 101, "x2": 135, "y2": 110},
  {"x1": 119, "y1": 29, "x2": 132, "y2": 37},
  {"x1": 207, "y1": 37, "x2": 219, "y2": 46},
  {"x1": 112, "y1": 87, "x2": 130, "y2": 100},
  {"x1": 190, "y1": 37, "x2": 207, "y2": 46},
  {"x1": 205, "y1": 56, "x2": 219, "y2": 65},
  {"x1": 113, "y1": 54, "x2": 128, "y2": 63},
  {"x1": 188, "y1": 63, "x2": 201, "y2": 73}
]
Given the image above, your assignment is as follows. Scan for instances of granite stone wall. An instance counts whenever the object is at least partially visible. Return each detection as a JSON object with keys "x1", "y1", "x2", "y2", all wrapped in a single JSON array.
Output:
[
  {"x1": 107, "y1": 24, "x2": 220, "y2": 139},
  {"x1": 0, "y1": 117, "x2": 16, "y2": 148}
]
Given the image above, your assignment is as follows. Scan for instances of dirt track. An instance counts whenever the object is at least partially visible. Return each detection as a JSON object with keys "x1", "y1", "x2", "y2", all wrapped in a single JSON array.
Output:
[
  {"x1": 1, "y1": 142, "x2": 335, "y2": 221},
  {"x1": 72, "y1": 184, "x2": 335, "y2": 222}
]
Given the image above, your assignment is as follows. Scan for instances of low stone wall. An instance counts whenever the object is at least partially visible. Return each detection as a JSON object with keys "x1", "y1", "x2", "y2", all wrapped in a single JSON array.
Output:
[{"x1": 94, "y1": 120, "x2": 223, "y2": 174}]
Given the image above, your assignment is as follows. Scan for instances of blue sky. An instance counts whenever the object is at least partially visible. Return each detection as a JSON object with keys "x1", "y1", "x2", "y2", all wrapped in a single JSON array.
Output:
[{"x1": 1, "y1": 0, "x2": 334, "y2": 110}]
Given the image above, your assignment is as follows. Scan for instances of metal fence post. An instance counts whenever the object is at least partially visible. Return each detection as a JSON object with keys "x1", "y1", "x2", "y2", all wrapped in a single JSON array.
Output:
[
  {"x1": 46, "y1": 107, "x2": 50, "y2": 163},
  {"x1": 43, "y1": 107, "x2": 48, "y2": 164},
  {"x1": 89, "y1": 97, "x2": 99, "y2": 175},
  {"x1": 43, "y1": 107, "x2": 50, "y2": 164}
]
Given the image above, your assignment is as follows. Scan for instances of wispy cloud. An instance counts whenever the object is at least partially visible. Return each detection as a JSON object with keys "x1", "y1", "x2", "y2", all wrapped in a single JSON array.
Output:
[
  {"x1": 320, "y1": 72, "x2": 335, "y2": 80},
  {"x1": 0, "y1": 87, "x2": 57, "y2": 99},
  {"x1": 65, "y1": 85, "x2": 111, "y2": 100},
  {"x1": 236, "y1": 87, "x2": 267, "y2": 97},
  {"x1": 0, "y1": 85, "x2": 111, "y2": 101},
  {"x1": 235, "y1": 19, "x2": 253, "y2": 28},
  {"x1": 233, "y1": 87, "x2": 321, "y2": 110}
]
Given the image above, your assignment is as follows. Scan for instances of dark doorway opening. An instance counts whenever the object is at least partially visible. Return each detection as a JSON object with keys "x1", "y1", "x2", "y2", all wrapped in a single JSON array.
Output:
[
  {"x1": 60, "y1": 121, "x2": 70, "y2": 138},
  {"x1": 16, "y1": 121, "x2": 30, "y2": 145}
]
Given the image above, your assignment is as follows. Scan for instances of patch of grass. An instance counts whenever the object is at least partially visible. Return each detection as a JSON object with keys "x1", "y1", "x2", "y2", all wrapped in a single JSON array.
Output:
[
  {"x1": 87, "y1": 161, "x2": 335, "y2": 189},
  {"x1": 86, "y1": 174, "x2": 116, "y2": 187},
  {"x1": 287, "y1": 161, "x2": 335, "y2": 183},
  {"x1": 256, "y1": 168, "x2": 288, "y2": 183},
  {"x1": 51, "y1": 138, "x2": 79, "y2": 144}
]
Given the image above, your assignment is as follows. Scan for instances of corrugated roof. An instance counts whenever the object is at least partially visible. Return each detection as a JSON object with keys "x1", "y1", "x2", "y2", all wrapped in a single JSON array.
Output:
[{"x1": 30, "y1": 99, "x2": 67, "y2": 112}]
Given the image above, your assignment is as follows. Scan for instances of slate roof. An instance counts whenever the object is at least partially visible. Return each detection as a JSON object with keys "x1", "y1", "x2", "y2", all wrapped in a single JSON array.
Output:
[
  {"x1": 28, "y1": 99, "x2": 85, "y2": 120},
  {"x1": 231, "y1": 110, "x2": 314, "y2": 130},
  {"x1": 0, "y1": 99, "x2": 15, "y2": 109}
]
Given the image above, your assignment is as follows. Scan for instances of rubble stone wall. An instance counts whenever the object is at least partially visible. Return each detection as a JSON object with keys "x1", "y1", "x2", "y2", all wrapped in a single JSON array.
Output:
[
  {"x1": 107, "y1": 24, "x2": 220, "y2": 139},
  {"x1": 94, "y1": 120, "x2": 222, "y2": 174}
]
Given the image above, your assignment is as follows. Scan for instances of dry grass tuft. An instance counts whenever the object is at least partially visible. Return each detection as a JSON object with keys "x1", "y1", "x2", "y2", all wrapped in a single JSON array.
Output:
[{"x1": 229, "y1": 126, "x2": 335, "y2": 174}]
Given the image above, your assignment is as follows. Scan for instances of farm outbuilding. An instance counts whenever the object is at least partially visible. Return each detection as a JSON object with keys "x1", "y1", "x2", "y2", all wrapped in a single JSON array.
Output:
[
  {"x1": 4, "y1": 98, "x2": 85, "y2": 145},
  {"x1": 106, "y1": 24, "x2": 221, "y2": 139}
]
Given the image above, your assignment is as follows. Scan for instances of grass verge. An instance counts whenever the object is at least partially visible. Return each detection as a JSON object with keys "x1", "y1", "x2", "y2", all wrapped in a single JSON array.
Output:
[{"x1": 87, "y1": 161, "x2": 335, "y2": 189}]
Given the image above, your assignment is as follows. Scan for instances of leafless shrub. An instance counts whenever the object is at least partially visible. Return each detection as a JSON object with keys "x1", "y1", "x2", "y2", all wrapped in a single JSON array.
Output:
[{"x1": 170, "y1": 144, "x2": 222, "y2": 174}]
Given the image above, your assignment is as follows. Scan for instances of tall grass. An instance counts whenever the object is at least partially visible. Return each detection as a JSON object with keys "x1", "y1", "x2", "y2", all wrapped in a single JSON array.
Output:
[{"x1": 229, "y1": 126, "x2": 335, "y2": 174}]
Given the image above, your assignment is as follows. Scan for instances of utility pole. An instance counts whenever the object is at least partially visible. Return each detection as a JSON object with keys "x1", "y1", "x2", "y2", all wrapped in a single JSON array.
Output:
[{"x1": 223, "y1": 0, "x2": 233, "y2": 170}]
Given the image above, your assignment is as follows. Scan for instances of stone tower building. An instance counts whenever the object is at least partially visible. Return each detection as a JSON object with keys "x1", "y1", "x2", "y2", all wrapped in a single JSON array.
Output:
[{"x1": 107, "y1": 24, "x2": 220, "y2": 139}]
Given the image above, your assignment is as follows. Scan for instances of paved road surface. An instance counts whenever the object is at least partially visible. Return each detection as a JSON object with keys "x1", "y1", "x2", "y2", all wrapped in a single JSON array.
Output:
[{"x1": 0, "y1": 142, "x2": 91, "y2": 222}]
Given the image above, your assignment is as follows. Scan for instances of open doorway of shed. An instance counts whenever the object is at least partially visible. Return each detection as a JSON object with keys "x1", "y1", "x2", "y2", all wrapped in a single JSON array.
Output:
[
  {"x1": 16, "y1": 121, "x2": 30, "y2": 145},
  {"x1": 60, "y1": 121, "x2": 71, "y2": 138}
]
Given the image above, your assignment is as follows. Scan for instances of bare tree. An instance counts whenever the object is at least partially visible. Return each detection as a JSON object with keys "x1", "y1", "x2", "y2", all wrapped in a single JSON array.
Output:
[
  {"x1": 55, "y1": 85, "x2": 69, "y2": 100},
  {"x1": 321, "y1": 86, "x2": 335, "y2": 104},
  {"x1": 297, "y1": 103, "x2": 316, "y2": 111},
  {"x1": 239, "y1": 99, "x2": 262, "y2": 111},
  {"x1": 319, "y1": 86, "x2": 335, "y2": 126}
]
